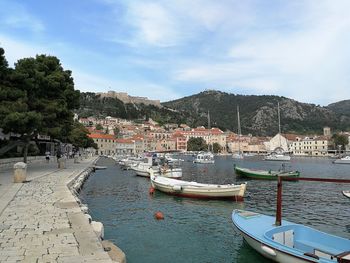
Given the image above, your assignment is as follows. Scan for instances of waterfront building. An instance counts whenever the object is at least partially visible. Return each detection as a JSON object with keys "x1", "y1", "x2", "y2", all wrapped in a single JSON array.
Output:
[
  {"x1": 290, "y1": 136, "x2": 330, "y2": 156},
  {"x1": 264, "y1": 133, "x2": 298, "y2": 153},
  {"x1": 88, "y1": 133, "x2": 117, "y2": 155},
  {"x1": 178, "y1": 127, "x2": 227, "y2": 151}
]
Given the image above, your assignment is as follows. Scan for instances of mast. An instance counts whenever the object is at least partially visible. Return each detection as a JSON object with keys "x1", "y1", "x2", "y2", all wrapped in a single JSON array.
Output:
[
  {"x1": 278, "y1": 102, "x2": 282, "y2": 149},
  {"x1": 208, "y1": 110, "x2": 211, "y2": 152},
  {"x1": 237, "y1": 106, "x2": 241, "y2": 155}
]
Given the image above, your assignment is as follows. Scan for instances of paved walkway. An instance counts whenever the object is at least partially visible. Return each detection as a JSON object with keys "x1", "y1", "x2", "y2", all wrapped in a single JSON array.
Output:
[{"x1": 0, "y1": 157, "x2": 113, "y2": 263}]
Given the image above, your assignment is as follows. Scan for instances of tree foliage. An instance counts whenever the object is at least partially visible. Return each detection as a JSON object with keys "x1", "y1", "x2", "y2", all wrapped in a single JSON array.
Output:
[
  {"x1": 0, "y1": 47, "x2": 83, "y2": 161},
  {"x1": 212, "y1": 142, "x2": 222, "y2": 153},
  {"x1": 69, "y1": 122, "x2": 97, "y2": 149},
  {"x1": 187, "y1": 137, "x2": 207, "y2": 151},
  {"x1": 332, "y1": 134, "x2": 349, "y2": 150}
]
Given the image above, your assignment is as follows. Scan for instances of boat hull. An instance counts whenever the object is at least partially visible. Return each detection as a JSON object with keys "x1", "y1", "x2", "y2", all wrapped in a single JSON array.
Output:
[
  {"x1": 232, "y1": 210, "x2": 350, "y2": 263},
  {"x1": 151, "y1": 176, "x2": 246, "y2": 200},
  {"x1": 234, "y1": 166, "x2": 299, "y2": 180},
  {"x1": 239, "y1": 231, "x2": 312, "y2": 263}
]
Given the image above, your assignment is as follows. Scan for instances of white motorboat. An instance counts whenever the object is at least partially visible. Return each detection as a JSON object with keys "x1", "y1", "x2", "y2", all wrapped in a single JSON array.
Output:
[
  {"x1": 150, "y1": 171, "x2": 246, "y2": 200},
  {"x1": 264, "y1": 153, "x2": 291, "y2": 161},
  {"x1": 333, "y1": 156, "x2": 350, "y2": 164},
  {"x1": 342, "y1": 190, "x2": 350, "y2": 198},
  {"x1": 232, "y1": 152, "x2": 244, "y2": 159},
  {"x1": 193, "y1": 152, "x2": 215, "y2": 164}
]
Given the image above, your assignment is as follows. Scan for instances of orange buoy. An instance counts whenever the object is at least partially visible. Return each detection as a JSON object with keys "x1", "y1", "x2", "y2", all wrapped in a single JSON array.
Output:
[
  {"x1": 149, "y1": 187, "x2": 155, "y2": 195},
  {"x1": 154, "y1": 211, "x2": 164, "y2": 220}
]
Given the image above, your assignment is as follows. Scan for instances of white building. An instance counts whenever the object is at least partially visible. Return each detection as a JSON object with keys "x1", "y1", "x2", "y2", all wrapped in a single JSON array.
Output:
[{"x1": 290, "y1": 136, "x2": 330, "y2": 156}]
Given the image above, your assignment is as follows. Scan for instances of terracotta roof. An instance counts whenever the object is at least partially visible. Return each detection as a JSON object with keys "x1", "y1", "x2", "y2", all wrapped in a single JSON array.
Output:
[
  {"x1": 88, "y1": 133, "x2": 116, "y2": 140},
  {"x1": 115, "y1": 138, "x2": 134, "y2": 144}
]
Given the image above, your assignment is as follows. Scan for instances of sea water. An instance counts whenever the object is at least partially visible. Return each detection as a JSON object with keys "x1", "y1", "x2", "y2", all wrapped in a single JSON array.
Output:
[{"x1": 79, "y1": 156, "x2": 350, "y2": 263}]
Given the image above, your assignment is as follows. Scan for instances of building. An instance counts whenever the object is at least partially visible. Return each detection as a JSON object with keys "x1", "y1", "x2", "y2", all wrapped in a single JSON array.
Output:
[
  {"x1": 290, "y1": 136, "x2": 330, "y2": 156},
  {"x1": 323, "y1": 127, "x2": 331, "y2": 137},
  {"x1": 264, "y1": 133, "x2": 290, "y2": 153},
  {"x1": 88, "y1": 133, "x2": 117, "y2": 155},
  {"x1": 179, "y1": 127, "x2": 227, "y2": 151},
  {"x1": 115, "y1": 138, "x2": 135, "y2": 155}
]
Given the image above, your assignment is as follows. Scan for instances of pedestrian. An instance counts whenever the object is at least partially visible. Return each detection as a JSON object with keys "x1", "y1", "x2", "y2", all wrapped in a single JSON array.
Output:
[{"x1": 45, "y1": 151, "x2": 50, "y2": 163}]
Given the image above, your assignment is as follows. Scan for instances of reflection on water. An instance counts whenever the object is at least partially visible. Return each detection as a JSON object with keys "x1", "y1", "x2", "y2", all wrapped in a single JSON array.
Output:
[{"x1": 79, "y1": 156, "x2": 350, "y2": 263}]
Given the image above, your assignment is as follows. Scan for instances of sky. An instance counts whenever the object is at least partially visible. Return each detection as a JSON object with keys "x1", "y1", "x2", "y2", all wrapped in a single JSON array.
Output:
[{"x1": 0, "y1": 0, "x2": 349, "y2": 105}]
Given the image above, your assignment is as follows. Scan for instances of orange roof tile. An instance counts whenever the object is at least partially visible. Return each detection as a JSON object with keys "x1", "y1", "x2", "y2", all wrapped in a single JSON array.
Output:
[{"x1": 88, "y1": 133, "x2": 116, "y2": 140}]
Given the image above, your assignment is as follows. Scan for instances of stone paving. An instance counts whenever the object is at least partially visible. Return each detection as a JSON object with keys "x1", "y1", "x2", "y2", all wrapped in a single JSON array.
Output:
[{"x1": 0, "y1": 158, "x2": 114, "y2": 263}]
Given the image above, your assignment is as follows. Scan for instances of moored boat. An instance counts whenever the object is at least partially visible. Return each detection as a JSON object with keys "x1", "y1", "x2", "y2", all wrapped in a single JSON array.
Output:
[
  {"x1": 342, "y1": 190, "x2": 350, "y2": 198},
  {"x1": 333, "y1": 156, "x2": 350, "y2": 164},
  {"x1": 234, "y1": 165, "x2": 300, "y2": 180},
  {"x1": 150, "y1": 170, "x2": 246, "y2": 200},
  {"x1": 232, "y1": 209, "x2": 350, "y2": 263},
  {"x1": 193, "y1": 152, "x2": 215, "y2": 164},
  {"x1": 264, "y1": 153, "x2": 291, "y2": 161}
]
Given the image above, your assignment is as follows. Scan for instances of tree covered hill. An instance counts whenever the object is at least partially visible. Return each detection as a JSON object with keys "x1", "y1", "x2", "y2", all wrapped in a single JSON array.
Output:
[
  {"x1": 78, "y1": 90, "x2": 350, "y2": 136},
  {"x1": 77, "y1": 92, "x2": 189, "y2": 125},
  {"x1": 162, "y1": 90, "x2": 349, "y2": 136}
]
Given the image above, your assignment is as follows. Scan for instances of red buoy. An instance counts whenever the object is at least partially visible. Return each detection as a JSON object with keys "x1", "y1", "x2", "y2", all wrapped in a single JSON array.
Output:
[
  {"x1": 154, "y1": 211, "x2": 164, "y2": 220},
  {"x1": 149, "y1": 187, "x2": 155, "y2": 195}
]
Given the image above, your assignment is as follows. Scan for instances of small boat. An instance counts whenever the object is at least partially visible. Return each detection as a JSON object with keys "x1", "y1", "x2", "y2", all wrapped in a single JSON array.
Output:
[
  {"x1": 232, "y1": 152, "x2": 244, "y2": 159},
  {"x1": 264, "y1": 153, "x2": 291, "y2": 161},
  {"x1": 150, "y1": 170, "x2": 246, "y2": 200},
  {"x1": 333, "y1": 156, "x2": 350, "y2": 164},
  {"x1": 193, "y1": 152, "x2": 215, "y2": 164},
  {"x1": 342, "y1": 190, "x2": 350, "y2": 198},
  {"x1": 232, "y1": 209, "x2": 350, "y2": 263},
  {"x1": 234, "y1": 165, "x2": 300, "y2": 180},
  {"x1": 92, "y1": 165, "x2": 107, "y2": 170}
]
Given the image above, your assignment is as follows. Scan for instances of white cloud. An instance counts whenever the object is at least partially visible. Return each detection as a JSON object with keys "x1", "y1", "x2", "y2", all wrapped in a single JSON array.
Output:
[{"x1": 0, "y1": 1, "x2": 45, "y2": 32}]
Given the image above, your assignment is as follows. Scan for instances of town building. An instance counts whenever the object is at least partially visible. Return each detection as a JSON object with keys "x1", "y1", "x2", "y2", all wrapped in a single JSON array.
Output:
[
  {"x1": 290, "y1": 136, "x2": 330, "y2": 156},
  {"x1": 88, "y1": 133, "x2": 117, "y2": 156}
]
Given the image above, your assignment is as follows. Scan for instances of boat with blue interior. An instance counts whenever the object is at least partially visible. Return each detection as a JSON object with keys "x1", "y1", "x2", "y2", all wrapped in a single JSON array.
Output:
[{"x1": 232, "y1": 176, "x2": 350, "y2": 263}]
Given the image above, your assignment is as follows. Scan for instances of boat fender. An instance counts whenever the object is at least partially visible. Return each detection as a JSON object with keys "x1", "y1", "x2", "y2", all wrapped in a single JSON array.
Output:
[
  {"x1": 261, "y1": 245, "x2": 276, "y2": 257},
  {"x1": 149, "y1": 187, "x2": 155, "y2": 195},
  {"x1": 172, "y1": 185, "x2": 182, "y2": 191}
]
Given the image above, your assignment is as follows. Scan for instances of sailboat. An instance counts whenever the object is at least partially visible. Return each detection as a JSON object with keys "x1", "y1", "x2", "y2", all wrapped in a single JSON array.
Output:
[
  {"x1": 264, "y1": 102, "x2": 291, "y2": 161},
  {"x1": 232, "y1": 106, "x2": 244, "y2": 159}
]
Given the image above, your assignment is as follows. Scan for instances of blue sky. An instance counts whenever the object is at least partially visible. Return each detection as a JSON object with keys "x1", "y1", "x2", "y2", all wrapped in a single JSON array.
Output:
[{"x1": 0, "y1": 0, "x2": 349, "y2": 105}]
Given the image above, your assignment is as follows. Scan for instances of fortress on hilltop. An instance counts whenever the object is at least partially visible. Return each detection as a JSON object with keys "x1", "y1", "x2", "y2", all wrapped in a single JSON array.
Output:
[{"x1": 96, "y1": 91, "x2": 161, "y2": 107}]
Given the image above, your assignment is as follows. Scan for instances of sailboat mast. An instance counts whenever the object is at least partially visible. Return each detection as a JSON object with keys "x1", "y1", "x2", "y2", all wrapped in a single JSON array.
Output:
[
  {"x1": 237, "y1": 106, "x2": 241, "y2": 154},
  {"x1": 278, "y1": 102, "x2": 281, "y2": 148},
  {"x1": 208, "y1": 110, "x2": 211, "y2": 151}
]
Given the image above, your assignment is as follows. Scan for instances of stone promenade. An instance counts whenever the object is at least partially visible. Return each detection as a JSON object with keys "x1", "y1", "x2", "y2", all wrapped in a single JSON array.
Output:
[{"x1": 0, "y1": 157, "x2": 114, "y2": 263}]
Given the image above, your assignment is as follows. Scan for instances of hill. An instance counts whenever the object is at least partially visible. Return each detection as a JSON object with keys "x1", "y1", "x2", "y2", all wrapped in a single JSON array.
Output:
[
  {"x1": 77, "y1": 92, "x2": 188, "y2": 125},
  {"x1": 162, "y1": 90, "x2": 348, "y2": 136},
  {"x1": 77, "y1": 90, "x2": 350, "y2": 136}
]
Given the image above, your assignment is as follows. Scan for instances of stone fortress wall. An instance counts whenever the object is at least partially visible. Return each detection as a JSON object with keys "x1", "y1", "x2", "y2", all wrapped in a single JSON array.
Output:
[{"x1": 97, "y1": 90, "x2": 161, "y2": 107}]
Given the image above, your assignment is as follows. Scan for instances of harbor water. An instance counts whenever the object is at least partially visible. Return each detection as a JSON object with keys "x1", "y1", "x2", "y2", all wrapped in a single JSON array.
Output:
[{"x1": 79, "y1": 156, "x2": 350, "y2": 263}]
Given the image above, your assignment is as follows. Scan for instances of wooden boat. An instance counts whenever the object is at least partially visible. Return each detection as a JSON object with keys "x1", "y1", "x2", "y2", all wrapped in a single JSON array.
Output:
[
  {"x1": 232, "y1": 209, "x2": 350, "y2": 263},
  {"x1": 334, "y1": 156, "x2": 350, "y2": 164},
  {"x1": 232, "y1": 176, "x2": 350, "y2": 263},
  {"x1": 150, "y1": 171, "x2": 246, "y2": 200},
  {"x1": 234, "y1": 165, "x2": 300, "y2": 180},
  {"x1": 342, "y1": 190, "x2": 350, "y2": 198}
]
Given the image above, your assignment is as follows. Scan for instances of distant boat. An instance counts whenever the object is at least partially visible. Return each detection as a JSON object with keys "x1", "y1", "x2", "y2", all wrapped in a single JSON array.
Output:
[
  {"x1": 265, "y1": 102, "x2": 291, "y2": 162},
  {"x1": 232, "y1": 105, "x2": 244, "y2": 160},
  {"x1": 193, "y1": 152, "x2": 215, "y2": 164},
  {"x1": 342, "y1": 190, "x2": 350, "y2": 198},
  {"x1": 232, "y1": 209, "x2": 350, "y2": 263},
  {"x1": 150, "y1": 172, "x2": 247, "y2": 200},
  {"x1": 333, "y1": 156, "x2": 350, "y2": 164},
  {"x1": 264, "y1": 153, "x2": 291, "y2": 161},
  {"x1": 234, "y1": 165, "x2": 300, "y2": 180}
]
